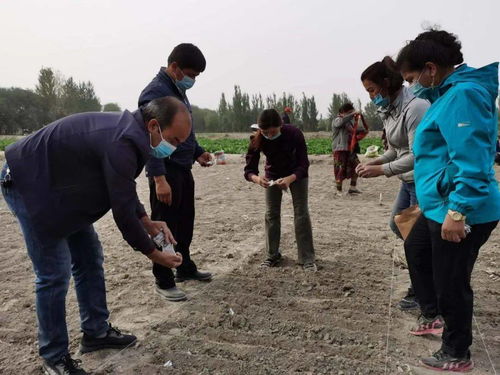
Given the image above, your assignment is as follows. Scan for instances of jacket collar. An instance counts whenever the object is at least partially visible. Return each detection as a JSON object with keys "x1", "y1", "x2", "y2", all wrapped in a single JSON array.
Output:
[
  {"x1": 379, "y1": 87, "x2": 417, "y2": 119},
  {"x1": 157, "y1": 67, "x2": 189, "y2": 102},
  {"x1": 131, "y1": 109, "x2": 152, "y2": 164}
]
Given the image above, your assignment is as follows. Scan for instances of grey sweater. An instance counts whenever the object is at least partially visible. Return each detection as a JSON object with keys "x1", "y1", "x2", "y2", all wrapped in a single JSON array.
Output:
[
  {"x1": 331, "y1": 112, "x2": 366, "y2": 152},
  {"x1": 374, "y1": 87, "x2": 430, "y2": 182}
]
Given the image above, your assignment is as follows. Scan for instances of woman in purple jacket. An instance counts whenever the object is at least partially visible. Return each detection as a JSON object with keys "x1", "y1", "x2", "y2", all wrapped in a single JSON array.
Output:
[{"x1": 244, "y1": 109, "x2": 316, "y2": 271}]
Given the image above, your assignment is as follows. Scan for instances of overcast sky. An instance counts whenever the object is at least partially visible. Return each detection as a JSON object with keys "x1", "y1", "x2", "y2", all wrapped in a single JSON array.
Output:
[{"x1": 1, "y1": 0, "x2": 499, "y2": 117}]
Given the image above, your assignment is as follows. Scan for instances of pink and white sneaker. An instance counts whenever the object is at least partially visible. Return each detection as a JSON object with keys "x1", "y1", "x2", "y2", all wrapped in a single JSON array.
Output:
[
  {"x1": 421, "y1": 349, "x2": 474, "y2": 372},
  {"x1": 410, "y1": 315, "x2": 444, "y2": 336}
]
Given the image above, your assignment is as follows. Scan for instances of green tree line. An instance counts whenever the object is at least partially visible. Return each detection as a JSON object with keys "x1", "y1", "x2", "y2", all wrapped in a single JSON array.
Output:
[
  {"x1": 0, "y1": 67, "x2": 120, "y2": 135},
  {"x1": 191, "y1": 86, "x2": 384, "y2": 133},
  {"x1": 4, "y1": 69, "x2": 496, "y2": 136}
]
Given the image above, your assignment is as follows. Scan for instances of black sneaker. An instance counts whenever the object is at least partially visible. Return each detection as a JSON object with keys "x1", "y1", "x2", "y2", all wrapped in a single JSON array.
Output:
[
  {"x1": 80, "y1": 323, "x2": 137, "y2": 354},
  {"x1": 399, "y1": 287, "x2": 420, "y2": 310},
  {"x1": 175, "y1": 270, "x2": 213, "y2": 282},
  {"x1": 421, "y1": 349, "x2": 474, "y2": 372},
  {"x1": 347, "y1": 187, "x2": 361, "y2": 194},
  {"x1": 43, "y1": 354, "x2": 87, "y2": 375}
]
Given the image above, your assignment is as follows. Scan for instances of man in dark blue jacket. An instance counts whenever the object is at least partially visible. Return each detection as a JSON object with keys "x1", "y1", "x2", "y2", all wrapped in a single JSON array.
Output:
[
  {"x1": 1, "y1": 97, "x2": 191, "y2": 375},
  {"x1": 139, "y1": 43, "x2": 213, "y2": 302}
]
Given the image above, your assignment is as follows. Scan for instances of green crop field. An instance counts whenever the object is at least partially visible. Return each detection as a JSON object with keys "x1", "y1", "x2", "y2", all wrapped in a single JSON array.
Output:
[
  {"x1": 197, "y1": 137, "x2": 383, "y2": 155},
  {"x1": 0, "y1": 135, "x2": 383, "y2": 155}
]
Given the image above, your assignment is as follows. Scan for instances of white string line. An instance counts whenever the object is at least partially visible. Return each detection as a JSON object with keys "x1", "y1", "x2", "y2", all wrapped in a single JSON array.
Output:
[
  {"x1": 384, "y1": 249, "x2": 396, "y2": 375},
  {"x1": 92, "y1": 280, "x2": 215, "y2": 372},
  {"x1": 91, "y1": 241, "x2": 266, "y2": 372},
  {"x1": 473, "y1": 314, "x2": 497, "y2": 375}
]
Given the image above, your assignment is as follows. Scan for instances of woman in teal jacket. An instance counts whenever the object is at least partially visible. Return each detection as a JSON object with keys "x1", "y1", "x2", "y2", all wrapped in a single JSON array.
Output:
[{"x1": 396, "y1": 29, "x2": 499, "y2": 372}]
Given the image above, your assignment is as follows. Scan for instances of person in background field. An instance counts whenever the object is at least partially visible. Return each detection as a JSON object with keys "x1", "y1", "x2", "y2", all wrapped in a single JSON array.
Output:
[
  {"x1": 244, "y1": 109, "x2": 316, "y2": 272},
  {"x1": 357, "y1": 56, "x2": 430, "y2": 311},
  {"x1": 139, "y1": 43, "x2": 213, "y2": 303},
  {"x1": 331, "y1": 102, "x2": 367, "y2": 197},
  {"x1": 381, "y1": 128, "x2": 389, "y2": 150},
  {"x1": 0, "y1": 97, "x2": 190, "y2": 375},
  {"x1": 250, "y1": 123, "x2": 259, "y2": 140},
  {"x1": 397, "y1": 29, "x2": 499, "y2": 372},
  {"x1": 282, "y1": 106, "x2": 292, "y2": 124}
]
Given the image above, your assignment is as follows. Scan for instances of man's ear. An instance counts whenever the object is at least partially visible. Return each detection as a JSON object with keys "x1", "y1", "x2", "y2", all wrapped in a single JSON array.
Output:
[
  {"x1": 146, "y1": 119, "x2": 160, "y2": 133},
  {"x1": 170, "y1": 61, "x2": 178, "y2": 70}
]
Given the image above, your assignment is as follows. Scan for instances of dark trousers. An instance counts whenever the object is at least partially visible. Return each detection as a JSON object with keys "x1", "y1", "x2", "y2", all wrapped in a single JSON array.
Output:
[
  {"x1": 2, "y1": 164, "x2": 109, "y2": 363},
  {"x1": 149, "y1": 165, "x2": 198, "y2": 289},
  {"x1": 265, "y1": 178, "x2": 315, "y2": 264},
  {"x1": 404, "y1": 214, "x2": 498, "y2": 357}
]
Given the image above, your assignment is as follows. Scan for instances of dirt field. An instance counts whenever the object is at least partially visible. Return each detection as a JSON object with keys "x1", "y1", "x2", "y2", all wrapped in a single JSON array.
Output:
[{"x1": 0, "y1": 155, "x2": 498, "y2": 375}]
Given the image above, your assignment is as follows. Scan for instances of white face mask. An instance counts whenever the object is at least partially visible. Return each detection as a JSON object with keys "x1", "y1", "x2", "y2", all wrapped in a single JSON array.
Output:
[{"x1": 262, "y1": 131, "x2": 281, "y2": 141}]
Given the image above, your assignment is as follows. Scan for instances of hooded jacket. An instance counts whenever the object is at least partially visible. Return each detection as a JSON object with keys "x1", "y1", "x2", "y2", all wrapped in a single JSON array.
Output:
[
  {"x1": 377, "y1": 87, "x2": 430, "y2": 182},
  {"x1": 413, "y1": 63, "x2": 500, "y2": 224}
]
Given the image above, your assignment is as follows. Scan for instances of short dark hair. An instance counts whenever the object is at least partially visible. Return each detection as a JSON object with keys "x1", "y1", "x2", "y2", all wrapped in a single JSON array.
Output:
[
  {"x1": 168, "y1": 43, "x2": 206, "y2": 72},
  {"x1": 361, "y1": 56, "x2": 403, "y2": 95},
  {"x1": 338, "y1": 102, "x2": 354, "y2": 114},
  {"x1": 396, "y1": 29, "x2": 463, "y2": 71},
  {"x1": 258, "y1": 109, "x2": 282, "y2": 130},
  {"x1": 141, "y1": 96, "x2": 188, "y2": 130}
]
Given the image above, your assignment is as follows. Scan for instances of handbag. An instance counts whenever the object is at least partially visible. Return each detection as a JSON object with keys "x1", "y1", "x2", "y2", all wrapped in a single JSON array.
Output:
[{"x1": 394, "y1": 205, "x2": 421, "y2": 240}]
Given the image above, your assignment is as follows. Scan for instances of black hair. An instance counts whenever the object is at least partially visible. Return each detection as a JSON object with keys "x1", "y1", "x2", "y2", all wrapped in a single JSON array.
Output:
[
  {"x1": 396, "y1": 29, "x2": 463, "y2": 71},
  {"x1": 250, "y1": 109, "x2": 282, "y2": 150},
  {"x1": 141, "y1": 96, "x2": 188, "y2": 130},
  {"x1": 338, "y1": 102, "x2": 354, "y2": 114},
  {"x1": 257, "y1": 108, "x2": 282, "y2": 130},
  {"x1": 168, "y1": 43, "x2": 206, "y2": 72},
  {"x1": 361, "y1": 56, "x2": 404, "y2": 95}
]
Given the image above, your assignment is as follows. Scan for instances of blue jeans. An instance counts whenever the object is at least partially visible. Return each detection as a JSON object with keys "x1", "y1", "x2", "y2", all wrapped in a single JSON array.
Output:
[
  {"x1": 389, "y1": 182, "x2": 418, "y2": 239},
  {"x1": 1, "y1": 164, "x2": 109, "y2": 363}
]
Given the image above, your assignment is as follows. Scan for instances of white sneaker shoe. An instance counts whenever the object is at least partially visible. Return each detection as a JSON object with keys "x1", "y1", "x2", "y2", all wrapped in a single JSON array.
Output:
[
  {"x1": 155, "y1": 286, "x2": 187, "y2": 302},
  {"x1": 303, "y1": 262, "x2": 318, "y2": 272}
]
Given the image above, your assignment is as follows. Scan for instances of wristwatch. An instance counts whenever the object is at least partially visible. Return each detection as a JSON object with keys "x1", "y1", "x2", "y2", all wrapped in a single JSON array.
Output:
[{"x1": 448, "y1": 210, "x2": 466, "y2": 221}]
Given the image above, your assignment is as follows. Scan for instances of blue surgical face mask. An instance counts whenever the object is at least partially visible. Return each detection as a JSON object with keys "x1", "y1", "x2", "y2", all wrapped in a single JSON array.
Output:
[
  {"x1": 410, "y1": 70, "x2": 440, "y2": 103},
  {"x1": 372, "y1": 93, "x2": 390, "y2": 108},
  {"x1": 262, "y1": 132, "x2": 281, "y2": 141},
  {"x1": 176, "y1": 75, "x2": 195, "y2": 91},
  {"x1": 150, "y1": 128, "x2": 177, "y2": 158}
]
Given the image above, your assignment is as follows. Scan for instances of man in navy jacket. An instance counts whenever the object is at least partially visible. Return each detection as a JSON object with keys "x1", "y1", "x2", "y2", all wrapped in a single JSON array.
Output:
[
  {"x1": 139, "y1": 43, "x2": 213, "y2": 302},
  {"x1": 1, "y1": 97, "x2": 191, "y2": 374}
]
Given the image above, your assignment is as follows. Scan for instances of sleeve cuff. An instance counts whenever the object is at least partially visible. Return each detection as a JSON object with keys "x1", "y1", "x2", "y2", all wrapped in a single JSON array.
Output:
[
  {"x1": 194, "y1": 146, "x2": 205, "y2": 160},
  {"x1": 383, "y1": 163, "x2": 395, "y2": 177},
  {"x1": 448, "y1": 201, "x2": 470, "y2": 216},
  {"x1": 245, "y1": 172, "x2": 257, "y2": 182},
  {"x1": 134, "y1": 238, "x2": 156, "y2": 255},
  {"x1": 136, "y1": 203, "x2": 147, "y2": 219}
]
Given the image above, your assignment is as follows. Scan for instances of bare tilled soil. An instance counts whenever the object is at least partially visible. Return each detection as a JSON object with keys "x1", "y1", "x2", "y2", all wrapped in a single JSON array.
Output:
[{"x1": 0, "y1": 155, "x2": 498, "y2": 374}]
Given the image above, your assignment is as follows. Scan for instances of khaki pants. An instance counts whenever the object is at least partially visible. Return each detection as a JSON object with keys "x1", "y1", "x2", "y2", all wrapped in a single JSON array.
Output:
[{"x1": 265, "y1": 178, "x2": 315, "y2": 264}]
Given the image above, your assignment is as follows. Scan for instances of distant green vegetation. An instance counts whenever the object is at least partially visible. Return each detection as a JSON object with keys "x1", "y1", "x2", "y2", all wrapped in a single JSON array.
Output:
[
  {"x1": 1, "y1": 136, "x2": 383, "y2": 155},
  {"x1": 197, "y1": 137, "x2": 383, "y2": 155},
  {"x1": 197, "y1": 138, "x2": 249, "y2": 154},
  {"x1": 0, "y1": 138, "x2": 17, "y2": 151}
]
